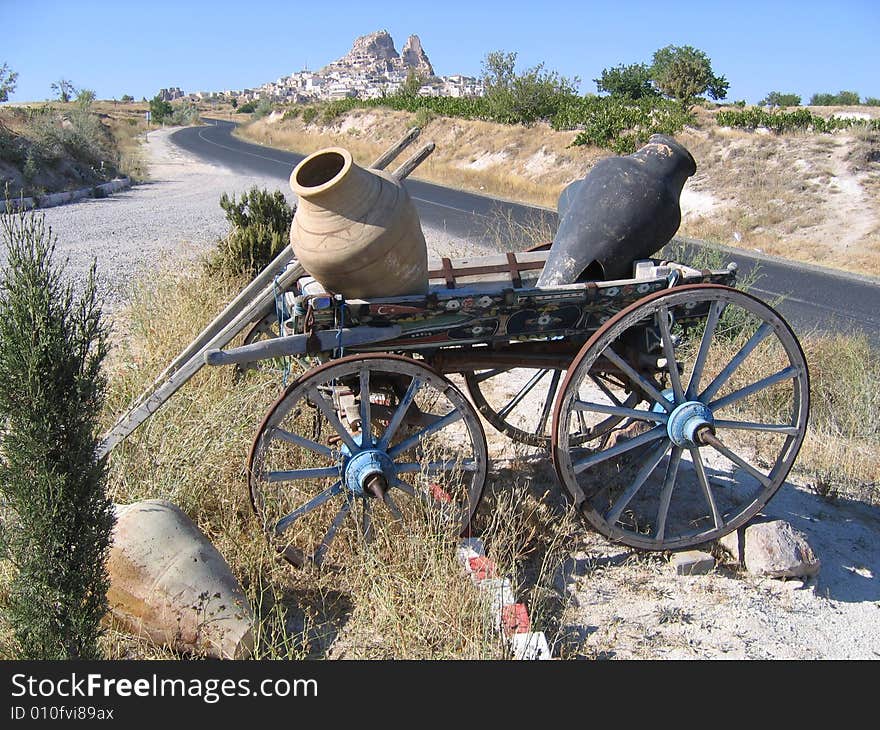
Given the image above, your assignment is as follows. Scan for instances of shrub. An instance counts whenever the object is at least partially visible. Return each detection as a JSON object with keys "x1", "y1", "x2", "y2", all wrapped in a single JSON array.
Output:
[
  {"x1": 864, "y1": 97, "x2": 880, "y2": 107},
  {"x1": 481, "y1": 50, "x2": 579, "y2": 125},
  {"x1": 170, "y1": 100, "x2": 200, "y2": 125},
  {"x1": 149, "y1": 95, "x2": 173, "y2": 123},
  {"x1": 208, "y1": 187, "x2": 294, "y2": 276},
  {"x1": 594, "y1": 63, "x2": 659, "y2": 99},
  {"x1": 27, "y1": 106, "x2": 113, "y2": 168},
  {"x1": 810, "y1": 91, "x2": 861, "y2": 106},
  {"x1": 759, "y1": 91, "x2": 801, "y2": 107},
  {"x1": 567, "y1": 96, "x2": 694, "y2": 153},
  {"x1": 301, "y1": 106, "x2": 318, "y2": 124},
  {"x1": 414, "y1": 107, "x2": 435, "y2": 129},
  {"x1": 253, "y1": 99, "x2": 274, "y2": 119},
  {"x1": 716, "y1": 107, "x2": 880, "y2": 134},
  {"x1": 282, "y1": 106, "x2": 301, "y2": 121},
  {"x1": 236, "y1": 100, "x2": 258, "y2": 114},
  {"x1": 0, "y1": 209, "x2": 113, "y2": 659}
]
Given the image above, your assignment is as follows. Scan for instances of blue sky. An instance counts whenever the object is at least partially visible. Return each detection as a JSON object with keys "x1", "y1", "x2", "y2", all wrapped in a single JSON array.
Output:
[{"x1": 3, "y1": 0, "x2": 879, "y2": 104}]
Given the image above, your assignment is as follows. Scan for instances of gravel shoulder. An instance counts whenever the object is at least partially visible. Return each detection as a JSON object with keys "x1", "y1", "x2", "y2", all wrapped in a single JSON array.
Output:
[{"x1": 16, "y1": 125, "x2": 876, "y2": 659}]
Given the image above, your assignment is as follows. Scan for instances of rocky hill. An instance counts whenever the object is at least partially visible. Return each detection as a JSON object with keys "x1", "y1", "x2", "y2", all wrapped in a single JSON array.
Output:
[{"x1": 321, "y1": 29, "x2": 434, "y2": 78}]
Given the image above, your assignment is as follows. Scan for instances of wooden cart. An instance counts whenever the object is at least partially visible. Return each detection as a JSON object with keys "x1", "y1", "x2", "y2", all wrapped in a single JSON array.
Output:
[{"x1": 183, "y1": 249, "x2": 809, "y2": 565}]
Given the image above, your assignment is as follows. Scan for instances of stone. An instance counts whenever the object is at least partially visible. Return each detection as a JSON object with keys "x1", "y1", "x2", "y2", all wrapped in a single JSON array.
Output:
[
  {"x1": 671, "y1": 550, "x2": 716, "y2": 575},
  {"x1": 321, "y1": 30, "x2": 433, "y2": 78},
  {"x1": 511, "y1": 631, "x2": 552, "y2": 660},
  {"x1": 742, "y1": 520, "x2": 820, "y2": 579},
  {"x1": 401, "y1": 35, "x2": 434, "y2": 76},
  {"x1": 718, "y1": 529, "x2": 744, "y2": 564},
  {"x1": 106, "y1": 500, "x2": 255, "y2": 659},
  {"x1": 478, "y1": 578, "x2": 515, "y2": 626},
  {"x1": 456, "y1": 537, "x2": 485, "y2": 570}
]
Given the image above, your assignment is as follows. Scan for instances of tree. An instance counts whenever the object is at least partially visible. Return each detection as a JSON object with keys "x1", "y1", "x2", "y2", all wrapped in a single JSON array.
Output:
[
  {"x1": 481, "y1": 50, "x2": 579, "y2": 125},
  {"x1": 76, "y1": 88, "x2": 96, "y2": 109},
  {"x1": 398, "y1": 68, "x2": 426, "y2": 99},
  {"x1": 759, "y1": 91, "x2": 801, "y2": 107},
  {"x1": 0, "y1": 209, "x2": 113, "y2": 659},
  {"x1": 650, "y1": 45, "x2": 728, "y2": 106},
  {"x1": 120, "y1": 94, "x2": 134, "y2": 103},
  {"x1": 51, "y1": 78, "x2": 76, "y2": 103},
  {"x1": 149, "y1": 94, "x2": 173, "y2": 122},
  {"x1": 810, "y1": 90, "x2": 861, "y2": 106},
  {"x1": 595, "y1": 63, "x2": 658, "y2": 99},
  {"x1": 1, "y1": 62, "x2": 18, "y2": 102}
]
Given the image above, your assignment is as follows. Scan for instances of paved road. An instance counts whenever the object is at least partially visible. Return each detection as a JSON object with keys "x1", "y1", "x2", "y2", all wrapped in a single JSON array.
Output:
[{"x1": 172, "y1": 119, "x2": 880, "y2": 346}]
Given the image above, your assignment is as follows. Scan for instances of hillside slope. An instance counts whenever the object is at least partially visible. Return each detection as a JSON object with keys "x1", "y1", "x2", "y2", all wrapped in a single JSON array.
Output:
[{"x1": 238, "y1": 105, "x2": 880, "y2": 276}]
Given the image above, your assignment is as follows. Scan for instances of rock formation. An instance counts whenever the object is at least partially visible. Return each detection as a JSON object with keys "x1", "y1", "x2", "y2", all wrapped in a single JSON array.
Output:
[
  {"x1": 402, "y1": 35, "x2": 434, "y2": 77},
  {"x1": 322, "y1": 29, "x2": 434, "y2": 77}
]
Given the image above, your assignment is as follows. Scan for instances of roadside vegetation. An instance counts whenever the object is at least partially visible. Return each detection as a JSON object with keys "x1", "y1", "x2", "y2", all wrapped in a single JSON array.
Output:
[
  {"x1": 0, "y1": 209, "x2": 113, "y2": 659},
  {"x1": 99, "y1": 239, "x2": 572, "y2": 658}
]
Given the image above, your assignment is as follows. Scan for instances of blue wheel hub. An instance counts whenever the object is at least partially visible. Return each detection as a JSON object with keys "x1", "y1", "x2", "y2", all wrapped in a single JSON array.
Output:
[
  {"x1": 342, "y1": 447, "x2": 396, "y2": 496},
  {"x1": 666, "y1": 400, "x2": 715, "y2": 448}
]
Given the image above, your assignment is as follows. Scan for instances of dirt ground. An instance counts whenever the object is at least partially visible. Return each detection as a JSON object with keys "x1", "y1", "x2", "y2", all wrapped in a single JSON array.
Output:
[{"x1": 476, "y1": 368, "x2": 880, "y2": 659}]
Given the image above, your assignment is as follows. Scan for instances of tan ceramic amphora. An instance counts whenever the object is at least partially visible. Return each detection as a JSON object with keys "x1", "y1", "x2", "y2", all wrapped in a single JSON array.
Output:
[{"x1": 289, "y1": 147, "x2": 428, "y2": 298}]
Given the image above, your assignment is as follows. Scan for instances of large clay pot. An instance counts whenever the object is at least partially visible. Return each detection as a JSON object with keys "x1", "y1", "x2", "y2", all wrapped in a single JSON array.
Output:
[
  {"x1": 538, "y1": 134, "x2": 697, "y2": 285},
  {"x1": 289, "y1": 147, "x2": 428, "y2": 298},
  {"x1": 106, "y1": 500, "x2": 255, "y2": 659}
]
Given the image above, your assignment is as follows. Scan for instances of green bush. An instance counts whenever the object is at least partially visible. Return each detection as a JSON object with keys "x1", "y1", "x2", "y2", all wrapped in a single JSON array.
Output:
[
  {"x1": 301, "y1": 106, "x2": 319, "y2": 124},
  {"x1": 759, "y1": 91, "x2": 801, "y2": 107},
  {"x1": 170, "y1": 100, "x2": 200, "y2": 125},
  {"x1": 594, "y1": 63, "x2": 658, "y2": 99},
  {"x1": 27, "y1": 106, "x2": 113, "y2": 168},
  {"x1": 236, "y1": 100, "x2": 258, "y2": 114},
  {"x1": 282, "y1": 106, "x2": 301, "y2": 121},
  {"x1": 810, "y1": 91, "x2": 861, "y2": 106},
  {"x1": 865, "y1": 97, "x2": 880, "y2": 107},
  {"x1": 208, "y1": 187, "x2": 294, "y2": 276},
  {"x1": 563, "y1": 96, "x2": 694, "y2": 153},
  {"x1": 717, "y1": 107, "x2": 880, "y2": 134},
  {"x1": 0, "y1": 209, "x2": 113, "y2": 659},
  {"x1": 149, "y1": 95, "x2": 173, "y2": 123},
  {"x1": 480, "y1": 50, "x2": 579, "y2": 126},
  {"x1": 253, "y1": 99, "x2": 274, "y2": 119}
]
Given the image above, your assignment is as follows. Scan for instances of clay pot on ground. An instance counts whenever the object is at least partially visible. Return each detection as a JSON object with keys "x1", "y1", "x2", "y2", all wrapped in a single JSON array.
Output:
[
  {"x1": 538, "y1": 134, "x2": 697, "y2": 285},
  {"x1": 289, "y1": 147, "x2": 428, "y2": 298},
  {"x1": 106, "y1": 500, "x2": 255, "y2": 659}
]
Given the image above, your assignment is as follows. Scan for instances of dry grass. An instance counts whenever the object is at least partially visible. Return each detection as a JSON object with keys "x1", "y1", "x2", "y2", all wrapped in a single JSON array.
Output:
[
  {"x1": 237, "y1": 104, "x2": 880, "y2": 277},
  {"x1": 100, "y1": 261, "x2": 572, "y2": 659},
  {"x1": 236, "y1": 107, "x2": 604, "y2": 208}
]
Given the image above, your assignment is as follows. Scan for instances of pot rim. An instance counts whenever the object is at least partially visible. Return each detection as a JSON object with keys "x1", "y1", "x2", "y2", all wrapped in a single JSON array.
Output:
[{"x1": 290, "y1": 147, "x2": 354, "y2": 198}]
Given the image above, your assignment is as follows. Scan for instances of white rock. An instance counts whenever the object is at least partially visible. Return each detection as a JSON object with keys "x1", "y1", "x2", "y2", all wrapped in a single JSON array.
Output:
[
  {"x1": 671, "y1": 550, "x2": 716, "y2": 575},
  {"x1": 743, "y1": 520, "x2": 820, "y2": 579},
  {"x1": 718, "y1": 529, "x2": 744, "y2": 564},
  {"x1": 511, "y1": 631, "x2": 552, "y2": 660}
]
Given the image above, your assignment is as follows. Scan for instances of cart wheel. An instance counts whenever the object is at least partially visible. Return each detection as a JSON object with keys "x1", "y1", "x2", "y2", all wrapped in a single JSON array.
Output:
[
  {"x1": 464, "y1": 366, "x2": 641, "y2": 448},
  {"x1": 233, "y1": 314, "x2": 280, "y2": 379},
  {"x1": 552, "y1": 284, "x2": 809, "y2": 551},
  {"x1": 248, "y1": 354, "x2": 489, "y2": 567}
]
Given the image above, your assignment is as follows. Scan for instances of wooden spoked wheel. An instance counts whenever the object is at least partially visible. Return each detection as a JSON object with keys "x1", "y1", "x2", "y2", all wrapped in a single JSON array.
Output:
[
  {"x1": 233, "y1": 313, "x2": 281, "y2": 379},
  {"x1": 552, "y1": 285, "x2": 810, "y2": 551},
  {"x1": 464, "y1": 366, "x2": 641, "y2": 448},
  {"x1": 247, "y1": 354, "x2": 489, "y2": 567}
]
